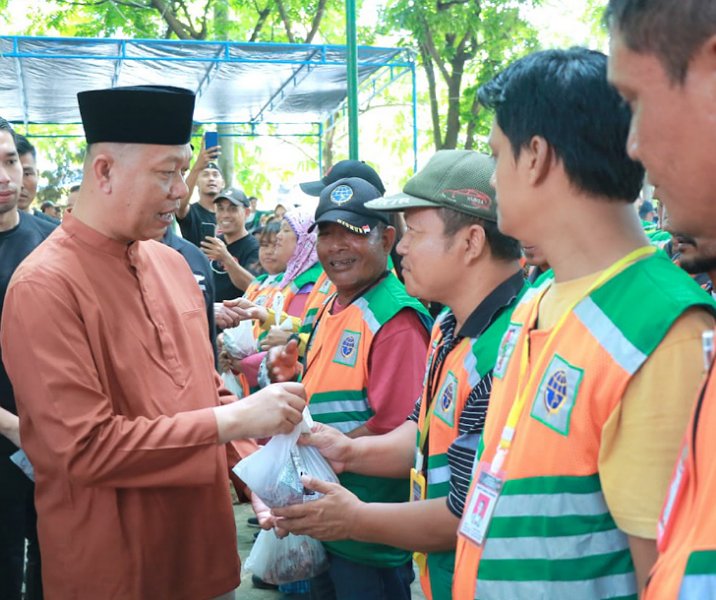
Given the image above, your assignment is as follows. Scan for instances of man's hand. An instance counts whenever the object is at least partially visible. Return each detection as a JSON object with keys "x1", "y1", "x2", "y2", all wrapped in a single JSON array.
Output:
[
  {"x1": 200, "y1": 236, "x2": 231, "y2": 263},
  {"x1": 214, "y1": 382, "x2": 306, "y2": 443},
  {"x1": 267, "y1": 339, "x2": 300, "y2": 382},
  {"x1": 298, "y1": 423, "x2": 352, "y2": 473},
  {"x1": 251, "y1": 492, "x2": 276, "y2": 529},
  {"x1": 272, "y1": 476, "x2": 361, "y2": 541},
  {"x1": 218, "y1": 349, "x2": 242, "y2": 374},
  {"x1": 260, "y1": 326, "x2": 291, "y2": 351},
  {"x1": 216, "y1": 298, "x2": 268, "y2": 330},
  {"x1": 191, "y1": 140, "x2": 221, "y2": 174}
]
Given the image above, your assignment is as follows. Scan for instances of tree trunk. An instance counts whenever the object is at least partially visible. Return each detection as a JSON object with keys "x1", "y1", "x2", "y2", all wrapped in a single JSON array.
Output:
[
  {"x1": 419, "y1": 44, "x2": 443, "y2": 150},
  {"x1": 442, "y1": 58, "x2": 465, "y2": 149}
]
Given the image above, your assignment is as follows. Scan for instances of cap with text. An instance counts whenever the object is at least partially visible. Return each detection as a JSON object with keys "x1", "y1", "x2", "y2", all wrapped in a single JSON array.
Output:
[
  {"x1": 78, "y1": 85, "x2": 195, "y2": 145},
  {"x1": 309, "y1": 177, "x2": 389, "y2": 236},
  {"x1": 365, "y1": 150, "x2": 497, "y2": 221},
  {"x1": 300, "y1": 160, "x2": 386, "y2": 197}
]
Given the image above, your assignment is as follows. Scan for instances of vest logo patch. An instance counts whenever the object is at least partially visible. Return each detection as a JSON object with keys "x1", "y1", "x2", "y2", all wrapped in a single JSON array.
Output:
[
  {"x1": 434, "y1": 371, "x2": 458, "y2": 427},
  {"x1": 494, "y1": 322, "x2": 523, "y2": 379},
  {"x1": 530, "y1": 354, "x2": 583, "y2": 436},
  {"x1": 332, "y1": 329, "x2": 361, "y2": 367}
]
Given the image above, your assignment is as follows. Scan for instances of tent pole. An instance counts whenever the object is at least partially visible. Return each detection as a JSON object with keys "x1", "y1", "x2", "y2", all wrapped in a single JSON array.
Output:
[
  {"x1": 318, "y1": 122, "x2": 324, "y2": 177},
  {"x1": 346, "y1": 0, "x2": 359, "y2": 159},
  {"x1": 411, "y1": 60, "x2": 418, "y2": 173}
]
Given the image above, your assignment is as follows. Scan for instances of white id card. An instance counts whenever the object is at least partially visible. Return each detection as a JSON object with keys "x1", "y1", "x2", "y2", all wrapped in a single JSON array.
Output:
[{"x1": 458, "y1": 462, "x2": 504, "y2": 546}]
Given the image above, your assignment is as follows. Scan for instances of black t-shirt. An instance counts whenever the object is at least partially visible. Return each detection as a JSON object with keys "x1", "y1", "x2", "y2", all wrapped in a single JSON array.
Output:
[
  {"x1": 162, "y1": 228, "x2": 217, "y2": 362},
  {"x1": 211, "y1": 234, "x2": 260, "y2": 302},
  {"x1": 177, "y1": 203, "x2": 216, "y2": 248},
  {"x1": 0, "y1": 212, "x2": 55, "y2": 457}
]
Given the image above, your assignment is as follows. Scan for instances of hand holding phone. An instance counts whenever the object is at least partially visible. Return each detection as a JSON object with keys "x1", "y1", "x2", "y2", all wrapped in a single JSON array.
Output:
[
  {"x1": 200, "y1": 222, "x2": 216, "y2": 240},
  {"x1": 204, "y1": 131, "x2": 219, "y2": 151}
]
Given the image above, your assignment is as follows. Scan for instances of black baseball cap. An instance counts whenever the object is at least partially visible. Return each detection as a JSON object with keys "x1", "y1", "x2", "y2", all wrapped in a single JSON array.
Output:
[
  {"x1": 309, "y1": 177, "x2": 390, "y2": 235},
  {"x1": 213, "y1": 187, "x2": 249, "y2": 208},
  {"x1": 300, "y1": 160, "x2": 386, "y2": 197},
  {"x1": 204, "y1": 161, "x2": 222, "y2": 174}
]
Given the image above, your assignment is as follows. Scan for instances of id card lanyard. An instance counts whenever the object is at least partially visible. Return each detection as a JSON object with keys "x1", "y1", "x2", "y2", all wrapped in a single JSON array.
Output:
[
  {"x1": 459, "y1": 246, "x2": 655, "y2": 548},
  {"x1": 490, "y1": 245, "x2": 655, "y2": 474}
]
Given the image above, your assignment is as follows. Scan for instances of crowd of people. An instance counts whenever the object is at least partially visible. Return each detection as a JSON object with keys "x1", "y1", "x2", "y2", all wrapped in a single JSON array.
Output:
[{"x1": 1, "y1": 1, "x2": 715, "y2": 599}]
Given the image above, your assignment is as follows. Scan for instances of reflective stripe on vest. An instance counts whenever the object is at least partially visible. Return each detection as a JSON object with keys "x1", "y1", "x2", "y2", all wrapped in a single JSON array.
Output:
[
  {"x1": 477, "y1": 573, "x2": 637, "y2": 600},
  {"x1": 573, "y1": 297, "x2": 647, "y2": 375},
  {"x1": 678, "y1": 551, "x2": 716, "y2": 600},
  {"x1": 477, "y1": 474, "x2": 634, "y2": 599}
]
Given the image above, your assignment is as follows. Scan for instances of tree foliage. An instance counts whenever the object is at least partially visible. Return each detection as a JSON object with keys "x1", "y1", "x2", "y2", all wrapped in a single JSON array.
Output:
[
  {"x1": 3, "y1": 0, "x2": 555, "y2": 195},
  {"x1": 382, "y1": 0, "x2": 539, "y2": 151}
]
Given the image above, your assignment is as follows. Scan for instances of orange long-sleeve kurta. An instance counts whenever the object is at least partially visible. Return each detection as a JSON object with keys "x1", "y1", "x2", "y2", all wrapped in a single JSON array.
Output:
[{"x1": 1, "y1": 213, "x2": 241, "y2": 600}]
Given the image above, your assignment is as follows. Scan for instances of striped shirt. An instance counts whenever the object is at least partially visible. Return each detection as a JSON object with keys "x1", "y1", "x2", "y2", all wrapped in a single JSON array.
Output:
[{"x1": 409, "y1": 272, "x2": 525, "y2": 517}]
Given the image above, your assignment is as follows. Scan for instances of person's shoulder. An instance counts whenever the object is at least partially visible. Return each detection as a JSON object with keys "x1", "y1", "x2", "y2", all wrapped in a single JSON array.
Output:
[
  {"x1": 241, "y1": 233, "x2": 259, "y2": 249},
  {"x1": 32, "y1": 211, "x2": 61, "y2": 229},
  {"x1": 163, "y1": 234, "x2": 211, "y2": 268},
  {"x1": 19, "y1": 210, "x2": 57, "y2": 239},
  {"x1": 8, "y1": 229, "x2": 76, "y2": 298},
  {"x1": 380, "y1": 306, "x2": 430, "y2": 337}
]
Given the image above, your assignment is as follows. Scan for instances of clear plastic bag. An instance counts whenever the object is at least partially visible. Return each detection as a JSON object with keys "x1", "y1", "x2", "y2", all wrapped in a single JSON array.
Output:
[
  {"x1": 244, "y1": 529, "x2": 329, "y2": 584},
  {"x1": 222, "y1": 320, "x2": 258, "y2": 360},
  {"x1": 233, "y1": 408, "x2": 339, "y2": 508},
  {"x1": 221, "y1": 371, "x2": 245, "y2": 399}
]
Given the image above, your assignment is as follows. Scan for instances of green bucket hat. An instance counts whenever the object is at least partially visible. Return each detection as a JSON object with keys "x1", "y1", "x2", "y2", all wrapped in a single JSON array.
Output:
[{"x1": 365, "y1": 150, "x2": 497, "y2": 221}]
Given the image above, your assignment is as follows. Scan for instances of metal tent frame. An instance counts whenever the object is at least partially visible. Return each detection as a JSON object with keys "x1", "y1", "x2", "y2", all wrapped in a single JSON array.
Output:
[{"x1": 0, "y1": 36, "x2": 418, "y2": 173}]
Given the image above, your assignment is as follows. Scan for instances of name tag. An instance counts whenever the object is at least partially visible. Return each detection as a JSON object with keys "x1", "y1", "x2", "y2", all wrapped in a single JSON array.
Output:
[
  {"x1": 410, "y1": 468, "x2": 426, "y2": 502},
  {"x1": 459, "y1": 462, "x2": 504, "y2": 546}
]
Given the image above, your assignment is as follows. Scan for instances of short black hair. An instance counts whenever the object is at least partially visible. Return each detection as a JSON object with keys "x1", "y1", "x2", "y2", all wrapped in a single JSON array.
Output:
[
  {"x1": 0, "y1": 117, "x2": 16, "y2": 146},
  {"x1": 605, "y1": 0, "x2": 716, "y2": 84},
  {"x1": 15, "y1": 133, "x2": 36, "y2": 159},
  {"x1": 478, "y1": 47, "x2": 645, "y2": 204},
  {"x1": 438, "y1": 208, "x2": 521, "y2": 261},
  {"x1": 260, "y1": 219, "x2": 281, "y2": 242}
]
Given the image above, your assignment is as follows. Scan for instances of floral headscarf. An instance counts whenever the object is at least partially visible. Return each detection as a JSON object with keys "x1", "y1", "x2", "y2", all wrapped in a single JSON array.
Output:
[{"x1": 282, "y1": 207, "x2": 319, "y2": 285}]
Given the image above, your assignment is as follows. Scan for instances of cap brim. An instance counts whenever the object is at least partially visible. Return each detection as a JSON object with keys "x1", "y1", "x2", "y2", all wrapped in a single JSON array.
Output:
[
  {"x1": 365, "y1": 192, "x2": 442, "y2": 212},
  {"x1": 309, "y1": 208, "x2": 385, "y2": 235},
  {"x1": 213, "y1": 196, "x2": 247, "y2": 207},
  {"x1": 299, "y1": 180, "x2": 325, "y2": 197}
]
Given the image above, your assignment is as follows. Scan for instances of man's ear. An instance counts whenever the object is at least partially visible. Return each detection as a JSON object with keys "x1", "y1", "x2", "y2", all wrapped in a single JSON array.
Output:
[
  {"x1": 464, "y1": 223, "x2": 488, "y2": 264},
  {"x1": 91, "y1": 153, "x2": 114, "y2": 194},
  {"x1": 525, "y1": 135, "x2": 554, "y2": 186},
  {"x1": 381, "y1": 225, "x2": 397, "y2": 253}
]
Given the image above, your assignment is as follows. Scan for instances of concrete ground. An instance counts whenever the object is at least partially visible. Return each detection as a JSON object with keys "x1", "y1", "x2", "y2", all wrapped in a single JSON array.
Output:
[{"x1": 233, "y1": 502, "x2": 427, "y2": 600}]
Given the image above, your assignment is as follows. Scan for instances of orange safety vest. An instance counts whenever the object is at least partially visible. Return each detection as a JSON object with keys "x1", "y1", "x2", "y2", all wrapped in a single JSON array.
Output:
[
  {"x1": 299, "y1": 271, "x2": 335, "y2": 335},
  {"x1": 231, "y1": 274, "x2": 283, "y2": 397},
  {"x1": 453, "y1": 253, "x2": 713, "y2": 600},
  {"x1": 416, "y1": 280, "x2": 524, "y2": 600},
  {"x1": 304, "y1": 272, "x2": 430, "y2": 568},
  {"x1": 645, "y1": 346, "x2": 716, "y2": 599}
]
